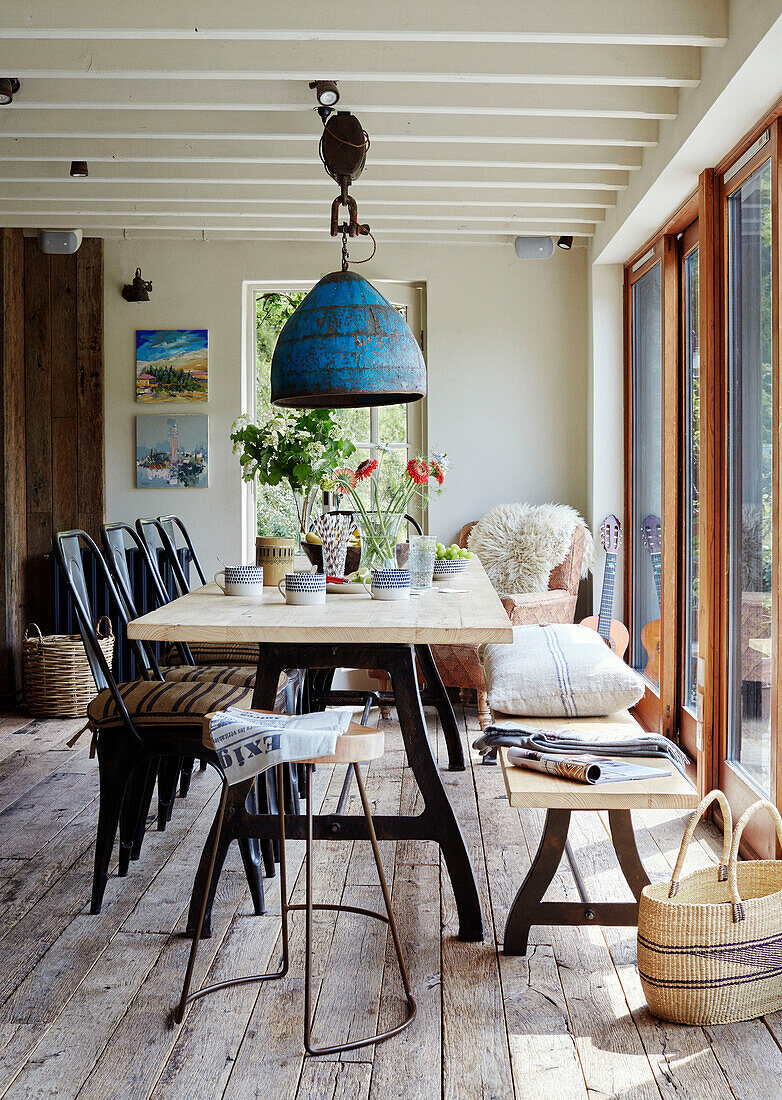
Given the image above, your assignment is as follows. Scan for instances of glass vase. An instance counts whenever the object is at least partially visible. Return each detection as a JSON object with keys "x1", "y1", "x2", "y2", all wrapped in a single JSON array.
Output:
[{"x1": 357, "y1": 512, "x2": 405, "y2": 571}]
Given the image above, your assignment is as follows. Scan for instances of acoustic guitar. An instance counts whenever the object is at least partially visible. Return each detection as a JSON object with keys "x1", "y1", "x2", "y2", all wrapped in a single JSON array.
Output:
[
  {"x1": 640, "y1": 514, "x2": 662, "y2": 682},
  {"x1": 580, "y1": 514, "x2": 630, "y2": 657}
]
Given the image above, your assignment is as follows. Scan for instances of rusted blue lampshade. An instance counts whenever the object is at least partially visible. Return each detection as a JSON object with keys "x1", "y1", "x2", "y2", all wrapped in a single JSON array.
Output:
[{"x1": 271, "y1": 270, "x2": 426, "y2": 408}]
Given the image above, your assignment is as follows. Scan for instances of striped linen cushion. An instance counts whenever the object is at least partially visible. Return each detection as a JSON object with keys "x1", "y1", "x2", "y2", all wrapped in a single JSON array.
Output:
[
  {"x1": 87, "y1": 679, "x2": 255, "y2": 730},
  {"x1": 162, "y1": 664, "x2": 256, "y2": 691},
  {"x1": 163, "y1": 642, "x2": 260, "y2": 667}
]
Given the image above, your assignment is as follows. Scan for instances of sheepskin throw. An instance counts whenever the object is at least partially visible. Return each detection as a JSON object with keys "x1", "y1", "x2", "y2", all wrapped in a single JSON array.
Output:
[{"x1": 467, "y1": 502, "x2": 593, "y2": 598}]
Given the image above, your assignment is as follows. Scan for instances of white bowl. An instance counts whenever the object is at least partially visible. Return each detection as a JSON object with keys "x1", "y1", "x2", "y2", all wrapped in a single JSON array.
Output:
[{"x1": 433, "y1": 557, "x2": 470, "y2": 577}]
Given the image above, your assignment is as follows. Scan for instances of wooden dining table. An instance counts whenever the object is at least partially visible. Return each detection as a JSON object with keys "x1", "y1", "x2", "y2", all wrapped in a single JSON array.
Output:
[{"x1": 127, "y1": 558, "x2": 513, "y2": 942}]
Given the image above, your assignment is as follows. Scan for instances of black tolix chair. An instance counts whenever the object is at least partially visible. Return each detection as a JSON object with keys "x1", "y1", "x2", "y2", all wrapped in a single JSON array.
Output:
[{"x1": 54, "y1": 529, "x2": 268, "y2": 917}]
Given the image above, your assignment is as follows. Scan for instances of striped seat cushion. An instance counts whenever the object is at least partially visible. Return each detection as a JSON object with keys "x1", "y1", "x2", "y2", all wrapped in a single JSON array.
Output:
[
  {"x1": 87, "y1": 679, "x2": 255, "y2": 730},
  {"x1": 163, "y1": 642, "x2": 260, "y2": 667},
  {"x1": 162, "y1": 664, "x2": 256, "y2": 691}
]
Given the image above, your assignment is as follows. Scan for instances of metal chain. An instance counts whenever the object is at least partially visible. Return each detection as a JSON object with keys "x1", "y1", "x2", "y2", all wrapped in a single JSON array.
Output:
[{"x1": 341, "y1": 228, "x2": 349, "y2": 272}]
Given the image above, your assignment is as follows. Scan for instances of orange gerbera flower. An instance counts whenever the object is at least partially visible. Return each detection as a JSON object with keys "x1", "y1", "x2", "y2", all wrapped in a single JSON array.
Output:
[
  {"x1": 354, "y1": 458, "x2": 378, "y2": 481},
  {"x1": 407, "y1": 458, "x2": 429, "y2": 485},
  {"x1": 331, "y1": 467, "x2": 357, "y2": 495}
]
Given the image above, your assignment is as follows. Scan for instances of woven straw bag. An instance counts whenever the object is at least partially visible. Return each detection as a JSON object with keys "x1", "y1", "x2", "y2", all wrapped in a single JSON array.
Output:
[
  {"x1": 23, "y1": 619, "x2": 114, "y2": 719},
  {"x1": 638, "y1": 790, "x2": 782, "y2": 1025}
]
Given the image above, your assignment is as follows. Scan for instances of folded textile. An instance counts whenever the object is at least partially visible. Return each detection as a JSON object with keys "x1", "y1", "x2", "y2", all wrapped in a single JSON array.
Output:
[
  {"x1": 506, "y1": 747, "x2": 670, "y2": 785},
  {"x1": 473, "y1": 723, "x2": 689, "y2": 774},
  {"x1": 207, "y1": 707, "x2": 353, "y2": 785}
]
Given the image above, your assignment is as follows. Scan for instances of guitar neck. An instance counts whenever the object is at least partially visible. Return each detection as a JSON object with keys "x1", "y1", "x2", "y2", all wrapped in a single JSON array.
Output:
[
  {"x1": 650, "y1": 552, "x2": 662, "y2": 611},
  {"x1": 597, "y1": 553, "x2": 617, "y2": 642}
]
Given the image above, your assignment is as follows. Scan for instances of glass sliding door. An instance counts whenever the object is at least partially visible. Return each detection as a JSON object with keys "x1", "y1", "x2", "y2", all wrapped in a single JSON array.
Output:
[
  {"x1": 630, "y1": 259, "x2": 663, "y2": 693},
  {"x1": 725, "y1": 156, "x2": 773, "y2": 797},
  {"x1": 680, "y1": 225, "x2": 700, "y2": 756}
]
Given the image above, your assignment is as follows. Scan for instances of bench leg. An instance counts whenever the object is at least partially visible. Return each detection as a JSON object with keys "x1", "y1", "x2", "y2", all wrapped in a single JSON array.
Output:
[
  {"x1": 504, "y1": 809, "x2": 570, "y2": 956},
  {"x1": 608, "y1": 809, "x2": 651, "y2": 900}
]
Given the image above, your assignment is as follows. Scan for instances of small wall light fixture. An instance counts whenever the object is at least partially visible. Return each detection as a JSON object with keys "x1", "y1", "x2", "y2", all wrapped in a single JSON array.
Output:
[
  {"x1": 0, "y1": 78, "x2": 20, "y2": 105},
  {"x1": 70, "y1": 160, "x2": 89, "y2": 177},
  {"x1": 557, "y1": 235, "x2": 573, "y2": 250},
  {"x1": 122, "y1": 268, "x2": 153, "y2": 302}
]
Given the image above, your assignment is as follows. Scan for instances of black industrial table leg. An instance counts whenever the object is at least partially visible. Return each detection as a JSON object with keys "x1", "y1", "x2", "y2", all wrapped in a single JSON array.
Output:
[
  {"x1": 186, "y1": 641, "x2": 483, "y2": 942},
  {"x1": 503, "y1": 808, "x2": 652, "y2": 956},
  {"x1": 415, "y1": 643, "x2": 465, "y2": 771}
]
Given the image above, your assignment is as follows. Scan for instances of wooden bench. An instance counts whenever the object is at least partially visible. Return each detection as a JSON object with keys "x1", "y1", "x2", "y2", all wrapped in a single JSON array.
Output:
[{"x1": 496, "y1": 711, "x2": 699, "y2": 955}]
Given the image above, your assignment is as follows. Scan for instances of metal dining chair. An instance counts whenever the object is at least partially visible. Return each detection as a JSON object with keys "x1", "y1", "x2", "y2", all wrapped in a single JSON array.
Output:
[{"x1": 54, "y1": 529, "x2": 269, "y2": 918}]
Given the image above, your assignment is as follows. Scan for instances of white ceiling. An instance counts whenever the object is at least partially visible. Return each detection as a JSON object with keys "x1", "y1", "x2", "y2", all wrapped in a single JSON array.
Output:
[{"x1": 0, "y1": 1, "x2": 728, "y2": 245}]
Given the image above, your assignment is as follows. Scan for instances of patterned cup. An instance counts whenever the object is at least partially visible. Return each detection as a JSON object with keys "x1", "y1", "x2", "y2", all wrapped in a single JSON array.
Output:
[
  {"x1": 277, "y1": 571, "x2": 327, "y2": 606},
  {"x1": 214, "y1": 565, "x2": 264, "y2": 598},
  {"x1": 362, "y1": 567, "x2": 411, "y2": 602}
]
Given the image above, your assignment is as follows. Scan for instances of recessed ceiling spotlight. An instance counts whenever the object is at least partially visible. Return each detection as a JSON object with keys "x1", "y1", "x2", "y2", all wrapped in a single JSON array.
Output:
[
  {"x1": 0, "y1": 78, "x2": 20, "y2": 106},
  {"x1": 557, "y1": 235, "x2": 573, "y2": 250},
  {"x1": 309, "y1": 80, "x2": 340, "y2": 108},
  {"x1": 70, "y1": 160, "x2": 89, "y2": 177}
]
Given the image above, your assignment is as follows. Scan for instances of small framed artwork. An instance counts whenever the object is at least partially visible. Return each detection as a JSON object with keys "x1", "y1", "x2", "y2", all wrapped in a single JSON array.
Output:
[
  {"x1": 136, "y1": 329, "x2": 208, "y2": 402},
  {"x1": 136, "y1": 415, "x2": 209, "y2": 489}
]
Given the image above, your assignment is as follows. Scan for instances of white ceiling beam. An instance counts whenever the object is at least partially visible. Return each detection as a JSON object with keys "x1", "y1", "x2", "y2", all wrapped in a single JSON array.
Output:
[
  {"x1": 0, "y1": 190, "x2": 612, "y2": 211},
  {"x1": 0, "y1": 139, "x2": 641, "y2": 172},
  {"x1": 3, "y1": 181, "x2": 620, "y2": 206},
  {"x1": 0, "y1": 206, "x2": 602, "y2": 226},
  {"x1": 8, "y1": 79, "x2": 680, "y2": 120},
  {"x1": 113, "y1": 229, "x2": 591, "y2": 244},
  {"x1": 3, "y1": 214, "x2": 594, "y2": 235},
  {"x1": 0, "y1": 194, "x2": 608, "y2": 212},
  {"x1": 0, "y1": 109, "x2": 657, "y2": 147},
  {"x1": 0, "y1": 0, "x2": 728, "y2": 47},
  {"x1": 4, "y1": 167, "x2": 627, "y2": 195},
  {"x1": 0, "y1": 40, "x2": 701, "y2": 87}
]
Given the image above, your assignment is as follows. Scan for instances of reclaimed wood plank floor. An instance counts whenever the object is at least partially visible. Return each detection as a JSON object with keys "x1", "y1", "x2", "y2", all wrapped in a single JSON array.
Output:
[{"x1": 0, "y1": 708, "x2": 773, "y2": 1100}]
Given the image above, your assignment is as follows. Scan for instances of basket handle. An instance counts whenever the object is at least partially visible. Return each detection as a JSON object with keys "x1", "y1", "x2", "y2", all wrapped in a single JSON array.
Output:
[
  {"x1": 727, "y1": 799, "x2": 782, "y2": 922},
  {"x1": 668, "y1": 789, "x2": 732, "y2": 898},
  {"x1": 24, "y1": 623, "x2": 44, "y2": 645},
  {"x1": 96, "y1": 616, "x2": 114, "y2": 639}
]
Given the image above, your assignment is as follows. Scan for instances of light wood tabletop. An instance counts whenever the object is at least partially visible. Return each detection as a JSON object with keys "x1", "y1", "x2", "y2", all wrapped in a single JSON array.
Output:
[
  {"x1": 127, "y1": 557, "x2": 514, "y2": 646},
  {"x1": 497, "y1": 712, "x2": 699, "y2": 811}
]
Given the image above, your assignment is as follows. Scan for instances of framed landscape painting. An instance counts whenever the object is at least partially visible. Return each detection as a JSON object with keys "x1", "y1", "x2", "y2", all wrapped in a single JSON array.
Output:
[
  {"x1": 136, "y1": 414, "x2": 209, "y2": 488},
  {"x1": 136, "y1": 329, "x2": 208, "y2": 402}
]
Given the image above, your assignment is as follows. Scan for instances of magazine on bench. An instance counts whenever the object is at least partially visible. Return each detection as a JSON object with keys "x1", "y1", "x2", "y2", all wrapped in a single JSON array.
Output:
[{"x1": 506, "y1": 748, "x2": 670, "y2": 785}]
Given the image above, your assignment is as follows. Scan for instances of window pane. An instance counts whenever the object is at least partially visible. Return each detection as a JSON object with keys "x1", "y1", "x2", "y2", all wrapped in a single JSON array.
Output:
[
  {"x1": 255, "y1": 291, "x2": 305, "y2": 538},
  {"x1": 631, "y1": 263, "x2": 663, "y2": 689},
  {"x1": 378, "y1": 404, "x2": 408, "y2": 445},
  {"x1": 333, "y1": 407, "x2": 371, "y2": 446},
  {"x1": 683, "y1": 247, "x2": 700, "y2": 712},
  {"x1": 726, "y1": 159, "x2": 773, "y2": 795}
]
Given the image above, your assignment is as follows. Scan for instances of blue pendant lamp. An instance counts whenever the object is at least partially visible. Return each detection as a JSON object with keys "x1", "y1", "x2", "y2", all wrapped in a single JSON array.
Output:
[{"x1": 270, "y1": 269, "x2": 426, "y2": 408}]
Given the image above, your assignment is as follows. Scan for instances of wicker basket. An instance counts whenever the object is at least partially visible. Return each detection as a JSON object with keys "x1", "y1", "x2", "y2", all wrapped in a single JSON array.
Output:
[
  {"x1": 638, "y1": 791, "x2": 782, "y2": 1025},
  {"x1": 23, "y1": 619, "x2": 114, "y2": 719}
]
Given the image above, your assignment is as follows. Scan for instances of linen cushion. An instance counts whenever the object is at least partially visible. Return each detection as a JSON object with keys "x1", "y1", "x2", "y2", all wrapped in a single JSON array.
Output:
[
  {"x1": 482, "y1": 623, "x2": 644, "y2": 718},
  {"x1": 162, "y1": 664, "x2": 256, "y2": 691},
  {"x1": 88, "y1": 679, "x2": 255, "y2": 730},
  {"x1": 163, "y1": 642, "x2": 260, "y2": 667}
]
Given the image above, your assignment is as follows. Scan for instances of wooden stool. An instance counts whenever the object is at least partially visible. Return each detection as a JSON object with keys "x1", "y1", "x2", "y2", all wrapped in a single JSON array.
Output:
[
  {"x1": 175, "y1": 713, "x2": 417, "y2": 1055},
  {"x1": 495, "y1": 712, "x2": 699, "y2": 956}
]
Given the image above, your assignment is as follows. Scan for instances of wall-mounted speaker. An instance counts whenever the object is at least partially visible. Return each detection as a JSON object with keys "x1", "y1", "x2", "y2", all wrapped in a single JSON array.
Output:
[
  {"x1": 37, "y1": 229, "x2": 83, "y2": 255},
  {"x1": 513, "y1": 236, "x2": 554, "y2": 260}
]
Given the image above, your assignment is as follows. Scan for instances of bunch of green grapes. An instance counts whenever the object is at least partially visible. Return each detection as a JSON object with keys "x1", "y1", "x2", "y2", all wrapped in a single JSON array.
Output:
[{"x1": 435, "y1": 542, "x2": 472, "y2": 561}]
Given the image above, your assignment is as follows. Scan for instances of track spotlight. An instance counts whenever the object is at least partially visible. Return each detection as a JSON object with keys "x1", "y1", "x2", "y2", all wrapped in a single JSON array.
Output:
[
  {"x1": 122, "y1": 268, "x2": 153, "y2": 302},
  {"x1": 309, "y1": 80, "x2": 340, "y2": 108},
  {"x1": 557, "y1": 235, "x2": 573, "y2": 250},
  {"x1": 70, "y1": 160, "x2": 89, "y2": 177},
  {"x1": 0, "y1": 78, "x2": 20, "y2": 106}
]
